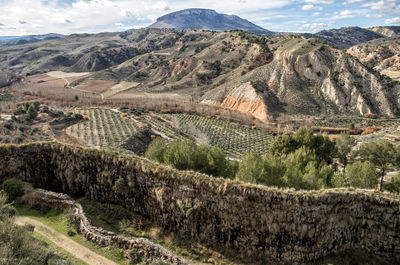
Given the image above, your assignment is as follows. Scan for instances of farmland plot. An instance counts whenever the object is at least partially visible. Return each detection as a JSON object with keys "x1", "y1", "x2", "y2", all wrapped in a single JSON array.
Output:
[
  {"x1": 66, "y1": 108, "x2": 138, "y2": 153},
  {"x1": 160, "y1": 113, "x2": 275, "y2": 158}
]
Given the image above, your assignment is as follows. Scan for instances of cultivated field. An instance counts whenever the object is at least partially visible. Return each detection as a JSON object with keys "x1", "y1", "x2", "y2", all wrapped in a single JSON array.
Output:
[{"x1": 66, "y1": 108, "x2": 138, "y2": 153}]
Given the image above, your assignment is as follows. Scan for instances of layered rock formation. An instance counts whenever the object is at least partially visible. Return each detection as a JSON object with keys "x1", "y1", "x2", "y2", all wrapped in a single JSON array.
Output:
[{"x1": 1, "y1": 143, "x2": 400, "y2": 264}]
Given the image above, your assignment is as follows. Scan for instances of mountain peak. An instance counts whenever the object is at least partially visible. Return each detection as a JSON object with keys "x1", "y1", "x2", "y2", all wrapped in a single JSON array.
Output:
[{"x1": 148, "y1": 8, "x2": 274, "y2": 36}]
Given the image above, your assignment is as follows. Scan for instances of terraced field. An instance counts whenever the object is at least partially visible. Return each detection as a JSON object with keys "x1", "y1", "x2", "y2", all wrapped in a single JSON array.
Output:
[
  {"x1": 160, "y1": 113, "x2": 275, "y2": 158},
  {"x1": 312, "y1": 116, "x2": 400, "y2": 128},
  {"x1": 66, "y1": 108, "x2": 138, "y2": 153}
]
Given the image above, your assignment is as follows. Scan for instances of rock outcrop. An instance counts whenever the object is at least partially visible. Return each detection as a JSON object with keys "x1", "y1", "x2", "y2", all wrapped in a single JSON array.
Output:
[{"x1": 1, "y1": 143, "x2": 400, "y2": 264}]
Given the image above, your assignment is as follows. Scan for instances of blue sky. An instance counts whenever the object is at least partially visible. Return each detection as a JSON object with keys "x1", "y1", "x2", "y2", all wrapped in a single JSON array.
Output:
[{"x1": 0, "y1": 0, "x2": 398, "y2": 36}]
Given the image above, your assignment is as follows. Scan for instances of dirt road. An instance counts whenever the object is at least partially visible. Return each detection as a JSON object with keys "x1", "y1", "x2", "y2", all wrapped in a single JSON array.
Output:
[{"x1": 15, "y1": 216, "x2": 118, "y2": 265}]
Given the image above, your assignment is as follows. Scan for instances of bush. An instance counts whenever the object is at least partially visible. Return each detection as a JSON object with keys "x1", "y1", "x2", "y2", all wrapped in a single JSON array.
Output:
[{"x1": 2, "y1": 178, "x2": 25, "y2": 202}]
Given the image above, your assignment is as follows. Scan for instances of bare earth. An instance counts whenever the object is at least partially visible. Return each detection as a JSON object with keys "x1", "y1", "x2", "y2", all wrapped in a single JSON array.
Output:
[{"x1": 15, "y1": 216, "x2": 117, "y2": 265}]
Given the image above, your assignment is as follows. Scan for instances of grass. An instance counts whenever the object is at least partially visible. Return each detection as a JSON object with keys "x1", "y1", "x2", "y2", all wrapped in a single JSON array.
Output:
[
  {"x1": 32, "y1": 232, "x2": 88, "y2": 265},
  {"x1": 16, "y1": 205, "x2": 129, "y2": 265}
]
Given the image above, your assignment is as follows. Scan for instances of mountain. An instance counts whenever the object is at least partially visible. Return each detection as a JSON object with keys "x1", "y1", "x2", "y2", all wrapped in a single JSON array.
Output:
[
  {"x1": 0, "y1": 33, "x2": 64, "y2": 47},
  {"x1": 369, "y1": 26, "x2": 400, "y2": 38},
  {"x1": 0, "y1": 28, "x2": 398, "y2": 120},
  {"x1": 148, "y1": 8, "x2": 274, "y2": 36},
  {"x1": 313, "y1": 27, "x2": 384, "y2": 49}
]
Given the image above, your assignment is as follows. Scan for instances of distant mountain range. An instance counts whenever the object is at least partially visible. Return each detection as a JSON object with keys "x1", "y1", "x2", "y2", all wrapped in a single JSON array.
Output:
[
  {"x1": 148, "y1": 8, "x2": 274, "y2": 36},
  {"x1": 0, "y1": 33, "x2": 64, "y2": 47}
]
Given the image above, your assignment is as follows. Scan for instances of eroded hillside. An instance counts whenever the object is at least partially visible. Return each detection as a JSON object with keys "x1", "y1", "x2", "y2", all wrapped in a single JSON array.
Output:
[{"x1": 1, "y1": 29, "x2": 399, "y2": 121}]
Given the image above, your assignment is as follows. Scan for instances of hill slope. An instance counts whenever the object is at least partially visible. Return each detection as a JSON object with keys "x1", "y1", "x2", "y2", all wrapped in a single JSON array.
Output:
[
  {"x1": 347, "y1": 36, "x2": 400, "y2": 81},
  {"x1": 148, "y1": 8, "x2": 274, "y2": 36},
  {"x1": 313, "y1": 27, "x2": 384, "y2": 49},
  {"x1": 0, "y1": 29, "x2": 398, "y2": 120},
  {"x1": 0, "y1": 33, "x2": 64, "y2": 46}
]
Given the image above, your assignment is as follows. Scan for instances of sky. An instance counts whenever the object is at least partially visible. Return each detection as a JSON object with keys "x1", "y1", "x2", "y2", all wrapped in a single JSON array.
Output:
[{"x1": 0, "y1": 0, "x2": 399, "y2": 36}]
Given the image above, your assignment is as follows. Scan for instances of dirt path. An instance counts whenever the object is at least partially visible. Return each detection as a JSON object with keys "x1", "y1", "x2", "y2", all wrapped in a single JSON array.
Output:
[{"x1": 15, "y1": 216, "x2": 118, "y2": 265}]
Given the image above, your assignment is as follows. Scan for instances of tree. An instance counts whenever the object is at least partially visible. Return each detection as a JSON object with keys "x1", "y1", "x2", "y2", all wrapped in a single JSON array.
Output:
[
  {"x1": 335, "y1": 133, "x2": 356, "y2": 170},
  {"x1": 206, "y1": 146, "x2": 230, "y2": 177},
  {"x1": 260, "y1": 154, "x2": 286, "y2": 187},
  {"x1": 332, "y1": 161, "x2": 378, "y2": 189},
  {"x1": 236, "y1": 150, "x2": 263, "y2": 183},
  {"x1": 2, "y1": 178, "x2": 24, "y2": 203},
  {"x1": 358, "y1": 141, "x2": 397, "y2": 191},
  {"x1": 281, "y1": 147, "x2": 332, "y2": 190},
  {"x1": 270, "y1": 127, "x2": 336, "y2": 165},
  {"x1": 384, "y1": 172, "x2": 400, "y2": 193},
  {"x1": 145, "y1": 137, "x2": 168, "y2": 163},
  {"x1": 163, "y1": 140, "x2": 197, "y2": 170}
]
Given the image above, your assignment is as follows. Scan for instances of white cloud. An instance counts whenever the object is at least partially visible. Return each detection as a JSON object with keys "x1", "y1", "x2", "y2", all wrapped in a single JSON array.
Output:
[
  {"x1": 297, "y1": 21, "x2": 336, "y2": 33},
  {"x1": 303, "y1": 0, "x2": 334, "y2": 4},
  {"x1": 302, "y1": 4, "x2": 315, "y2": 10},
  {"x1": 385, "y1": 17, "x2": 400, "y2": 24},
  {"x1": 362, "y1": 0, "x2": 400, "y2": 16}
]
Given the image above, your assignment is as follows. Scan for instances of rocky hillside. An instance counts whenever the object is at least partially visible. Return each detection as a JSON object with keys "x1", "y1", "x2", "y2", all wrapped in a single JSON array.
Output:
[
  {"x1": 347, "y1": 36, "x2": 400, "y2": 81},
  {"x1": 0, "y1": 28, "x2": 398, "y2": 120},
  {"x1": 202, "y1": 35, "x2": 400, "y2": 119},
  {"x1": 148, "y1": 8, "x2": 274, "y2": 36},
  {"x1": 313, "y1": 27, "x2": 384, "y2": 49},
  {"x1": 369, "y1": 26, "x2": 400, "y2": 37}
]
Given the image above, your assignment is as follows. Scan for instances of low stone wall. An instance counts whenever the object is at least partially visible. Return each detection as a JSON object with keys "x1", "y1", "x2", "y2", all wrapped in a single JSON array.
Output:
[
  {"x1": 2, "y1": 143, "x2": 400, "y2": 264},
  {"x1": 23, "y1": 189, "x2": 186, "y2": 265}
]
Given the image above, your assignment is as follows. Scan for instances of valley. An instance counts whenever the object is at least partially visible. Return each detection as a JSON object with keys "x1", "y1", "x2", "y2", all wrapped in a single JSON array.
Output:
[{"x1": 0, "y1": 7, "x2": 400, "y2": 265}]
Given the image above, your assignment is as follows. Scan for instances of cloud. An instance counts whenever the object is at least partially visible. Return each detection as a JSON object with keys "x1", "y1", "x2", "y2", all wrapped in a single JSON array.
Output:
[
  {"x1": 385, "y1": 17, "x2": 400, "y2": 24},
  {"x1": 362, "y1": 0, "x2": 400, "y2": 16},
  {"x1": 302, "y1": 4, "x2": 315, "y2": 10},
  {"x1": 297, "y1": 21, "x2": 336, "y2": 32},
  {"x1": 303, "y1": 0, "x2": 334, "y2": 4}
]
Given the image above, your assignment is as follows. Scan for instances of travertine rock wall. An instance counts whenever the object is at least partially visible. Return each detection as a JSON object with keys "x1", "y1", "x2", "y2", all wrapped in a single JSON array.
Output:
[{"x1": 1, "y1": 143, "x2": 400, "y2": 264}]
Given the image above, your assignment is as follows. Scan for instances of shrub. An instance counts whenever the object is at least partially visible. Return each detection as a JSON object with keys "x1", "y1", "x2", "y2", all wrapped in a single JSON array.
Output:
[{"x1": 2, "y1": 178, "x2": 24, "y2": 202}]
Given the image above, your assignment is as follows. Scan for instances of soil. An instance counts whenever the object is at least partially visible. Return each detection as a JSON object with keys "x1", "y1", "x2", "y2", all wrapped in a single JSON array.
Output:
[
  {"x1": 15, "y1": 216, "x2": 117, "y2": 265},
  {"x1": 121, "y1": 128, "x2": 156, "y2": 156}
]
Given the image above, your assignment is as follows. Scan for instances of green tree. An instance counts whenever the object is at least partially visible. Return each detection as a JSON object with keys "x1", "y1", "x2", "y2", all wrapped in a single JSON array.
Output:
[
  {"x1": 384, "y1": 172, "x2": 400, "y2": 193},
  {"x1": 282, "y1": 147, "x2": 332, "y2": 190},
  {"x1": 206, "y1": 145, "x2": 230, "y2": 177},
  {"x1": 236, "y1": 150, "x2": 263, "y2": 183},
  {"x1": 260, "y1": 154, "x2": 286, "y2": 187},
  {"x1": 358, "y1": 141, "x2": 397, "y2": 191},
  {"x1": 335, "y1": 133, "x2": 356, "y2": 170},
  {"x1": 2, "y1": 178, "x2": 24, "y2": 203},
  {"x1": 145, "y1": 137, "x2": 168, "y2": 163},
  {"x1": 163, "y1": 140, "x2": 196, "y2": 170},
  {"x1": 270, "y1": 127, "x2": 336, "y2": 164},
  {"x1": 332, "y1": 161, "x2": 378, "y2": 189}
]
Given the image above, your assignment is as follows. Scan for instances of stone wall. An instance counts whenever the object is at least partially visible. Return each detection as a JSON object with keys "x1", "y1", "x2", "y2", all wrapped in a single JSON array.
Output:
[
  {"x1": 23, "y1": 189, "x2": 186, "y2": 265},
  {"x1": 1, "y1": 143, "x2": 400, "y2": 264}
]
